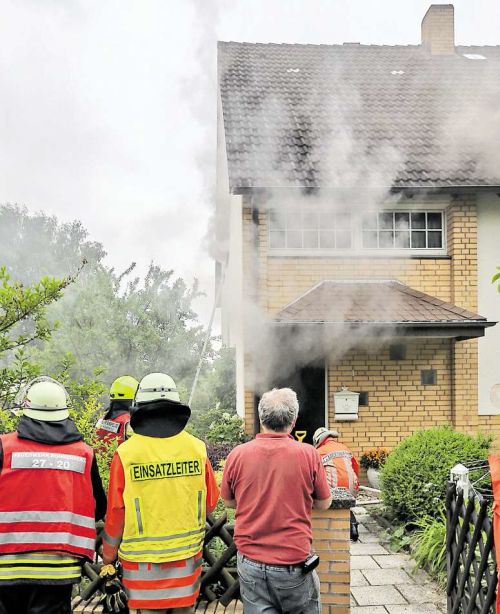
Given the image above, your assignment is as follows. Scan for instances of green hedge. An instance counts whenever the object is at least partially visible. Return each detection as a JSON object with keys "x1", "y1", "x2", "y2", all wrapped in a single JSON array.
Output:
[{"x1": 381, "y1": 426, "x2": 491, "y2": 521}]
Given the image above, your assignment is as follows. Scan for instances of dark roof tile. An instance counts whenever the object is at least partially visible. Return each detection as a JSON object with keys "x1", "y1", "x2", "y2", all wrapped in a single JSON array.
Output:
[
  {"x1": 218, "y1": 42, "x2": 500, "y2": 190},
  {"x1": 274, "y1": 280, "x2": 488, "y2": 324}
]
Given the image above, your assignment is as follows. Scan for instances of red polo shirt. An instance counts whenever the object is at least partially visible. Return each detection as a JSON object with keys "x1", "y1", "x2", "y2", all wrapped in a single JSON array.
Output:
[{"x1": 221, "y1": 433, "x2": 331, "y2": 564}]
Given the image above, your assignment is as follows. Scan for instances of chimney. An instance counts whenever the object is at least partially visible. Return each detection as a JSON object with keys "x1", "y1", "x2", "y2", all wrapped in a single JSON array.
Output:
[{"x1": 421, "y1": 4, "x2": 455, "y2": 55}]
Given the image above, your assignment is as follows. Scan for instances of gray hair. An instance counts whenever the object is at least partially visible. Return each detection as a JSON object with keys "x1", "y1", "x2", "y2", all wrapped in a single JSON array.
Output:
[{"x1": 258, "y1": 388, "x2": 299, "y2": 432}]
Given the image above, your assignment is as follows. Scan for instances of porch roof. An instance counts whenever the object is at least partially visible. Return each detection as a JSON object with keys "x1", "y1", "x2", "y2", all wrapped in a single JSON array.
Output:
[{"x1": 274, "y1": 280, "x2": 496, "y2": 339}]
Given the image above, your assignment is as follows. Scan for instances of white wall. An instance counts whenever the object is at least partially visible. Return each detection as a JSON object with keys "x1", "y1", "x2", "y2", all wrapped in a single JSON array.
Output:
[
  {"x1": 477, "y1": 193, "x2": 500, "y2": 416},
  {"x1": 216, "y1": 91, "x2": 245, "y2": 417}
]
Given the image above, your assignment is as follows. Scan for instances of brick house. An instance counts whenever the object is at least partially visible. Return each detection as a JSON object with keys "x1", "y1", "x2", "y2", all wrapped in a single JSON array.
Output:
[{"x1": 216, "y1": 4, "x2": 500, "y2": 457}]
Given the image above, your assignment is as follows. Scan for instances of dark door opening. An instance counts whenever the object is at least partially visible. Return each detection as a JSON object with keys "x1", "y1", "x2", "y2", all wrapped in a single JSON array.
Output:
[{"x1": 267, "y1": 365, "x2": 326, "y2": 445}]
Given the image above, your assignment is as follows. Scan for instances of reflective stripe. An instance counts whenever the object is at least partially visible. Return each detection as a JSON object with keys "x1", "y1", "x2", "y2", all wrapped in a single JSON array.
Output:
[
  {"x1": 102, "y1": 530, "x2": 122, "y2": 546},
  {"x1": 0, "y1": 553, "x2": 79, "y2": 564},
  {"x1": 197, "y1": 491, "x2": 202, "y2": 526},
  {"x1": 134, "y1": 498, "x2": 144, "y2": 534},
  {"x1": 325, "y1": 463, "x2": 338, "y2": 489},
  {"x1": 97, "y1": 419, "x2": 120, "y2": 434},
  {"x1": 122, "y1": 557, "x2": 202, "y2": 581},
  {"x1": 0, "y1": 569, "x2": 81, "y2": 580},
  {"x1": 0, "y1": 532, "x2": 95, "y2": 551},
  {"x1": 322, "y1": 450, "x2": 352, "y2": 462},
  {"x1": 11, "y1": 452, "x2": 86, "y2": 474},
  {"x1": 119, "y1": 538, "x2": 203, "y2": 557},
  {"x1": 0, "y1": 511, "x2": 95, "y2": 529},
  {"x1": 121, "y1": 527, "x2": 205, "y2": 544},
  {"x1": 343, "y1": 457, "x2": 355, "y2": 494},
  {"x1": 126, "y1": 578, "x2": 200, "y2": 600}
]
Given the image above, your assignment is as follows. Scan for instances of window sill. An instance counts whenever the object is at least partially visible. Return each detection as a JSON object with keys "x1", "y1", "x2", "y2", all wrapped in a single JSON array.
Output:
[{"x1": 268, "y1": 249, "x2": 450, "y2": 259}]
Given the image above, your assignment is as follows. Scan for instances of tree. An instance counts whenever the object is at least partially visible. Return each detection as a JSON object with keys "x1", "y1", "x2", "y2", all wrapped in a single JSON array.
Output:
[
  {"x1": 0, "y1": 203, "x2": 236, "y2": 414},
  {"x1": 37, "y1": 263, "x2": 210, "y2": 396},
  {"x1": 0, "y1": 204, "x2": 104, "y2": 283},
  {"x1": 0, "y1": 265, "x2": 74, "y2": 422},
  {"x1": 492, "y1": 266, "x2": 500, "y2": 292}
]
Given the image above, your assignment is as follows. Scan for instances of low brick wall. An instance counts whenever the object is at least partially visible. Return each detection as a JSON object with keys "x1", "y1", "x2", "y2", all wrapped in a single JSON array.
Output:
[{"x1": 312, "y1": 505, "x2": 351, "y2": 614}]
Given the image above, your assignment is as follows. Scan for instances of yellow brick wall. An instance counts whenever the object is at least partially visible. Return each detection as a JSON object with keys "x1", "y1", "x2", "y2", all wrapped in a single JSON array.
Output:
[
  {"x1": 312, "y1": 507, "x2": 351, "y2": 613},
  {"x1": 240, "y1": 195, "x2": 500, "y2": 451},
  {"x1": 327, "y1": 340, "x2": 452, "y2": 458}
]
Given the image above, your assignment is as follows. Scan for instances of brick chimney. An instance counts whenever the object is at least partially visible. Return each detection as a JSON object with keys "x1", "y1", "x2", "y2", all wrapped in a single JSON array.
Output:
[{"x1": 421, "y1": 4, "x2": 455, "y2": 55}]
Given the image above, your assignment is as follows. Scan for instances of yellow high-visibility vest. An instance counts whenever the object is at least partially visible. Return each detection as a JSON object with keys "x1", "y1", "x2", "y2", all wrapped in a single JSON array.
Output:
[{"x1": 117, "y1": 431, "x2": 207, "y2": 563}]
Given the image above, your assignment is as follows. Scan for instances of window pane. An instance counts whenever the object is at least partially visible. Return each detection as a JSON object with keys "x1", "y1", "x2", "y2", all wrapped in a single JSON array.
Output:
[
  {"x1": 427, "y1": 212, "x2": 442, "y2": 229},
  {"x1": 269, "y1": 231, "x2": 286, "y2": 248},
  {"x1": 395, "y1": 231, "x2": 410, "y2": 248},
  {"x1": 336, "y1": 213, "x2": 351, "y2": 229},
  {"x1": 362, "y1": 231, "x2": 378, "y2": 248},
  {"x1": 411, "y1": 212, "x2": 425, "y2": 229},
  {"x1": 319, "y1": 208, "x2": 336, "y2": 229},
  {"x1": 287, "y1": 207, "x2": 301, "y2": 230},
  {"x1": 428, "y1": 231, "x2": 443, "y2": 248},
  {"x1": 362, "y1": 214, "x2": 377, "y2": 230},
  {"x1": 269, "y1": 209, "x2": 285, "y2": 230},
  {"x1": 379, "y1": 231, "x2": 394, "y2": 248},
  {"x1": 395, "y1": 212, "x2": 410, "y2": 230},
  {"x1": 379, "y1": 212, "x2": 394, "y2": 230},
  {"x1": 287, "y1": 231, "x2": 302, "y2": 248},
  {"x1": 319, "y1": 231, "x2": 335, "y2": 248},
  {"x1": 411, "y1": 231, "x2": 426, "y2": 248},
  {"x1": 303, "y1": 231, "x2": 319, "y2": 248},
  {"x1": 302, "y1": 209, "x2": 318, "y2": 229},
  {"x1": 336, "y1": 230, "x2": 352, "y2": 249}
]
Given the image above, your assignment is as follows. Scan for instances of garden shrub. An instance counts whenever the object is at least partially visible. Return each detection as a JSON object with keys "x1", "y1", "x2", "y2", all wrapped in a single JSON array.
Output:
[
  {"x1": 381, "y1": 426, "x2": 491, "y2": 521},
  {"x1": 410, "y1": 508, "x2": 447, "y2": 586},
  {"x1": 206, "y1": 441, "x2": 237, "y2": 470}
]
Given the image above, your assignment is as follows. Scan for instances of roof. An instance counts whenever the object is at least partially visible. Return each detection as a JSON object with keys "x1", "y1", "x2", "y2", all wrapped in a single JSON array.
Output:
[
  {"x1": 218, "y1": 42, "x2": 500, "y2": 192},
  {"x1": 274, "y1": 280, "x2": 494, "y2": 338}
]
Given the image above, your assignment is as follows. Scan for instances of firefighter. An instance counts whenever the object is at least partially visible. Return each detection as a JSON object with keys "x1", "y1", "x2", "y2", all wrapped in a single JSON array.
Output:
[
  {"x1": 0, "y1": 377, "x2": 107, "y2": 614},
  {"x1": 95, "y1": 375, "x2": 139, "y2": 446},
  {"x1": 102, "y1": 372, "x2": 220, "y2": 613},
  {"x1": 313, "y1": 427, "x2": 360, "y2": 541}
]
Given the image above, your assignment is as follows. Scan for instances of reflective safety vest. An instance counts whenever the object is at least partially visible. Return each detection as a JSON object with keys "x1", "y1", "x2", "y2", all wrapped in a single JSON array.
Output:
[
  {"x1": 0, "y1": 432, "x2": 96, "y2": 561},
  {"x1": 489, "y1": 455, "x2": 500, "y2": 614},
  {"x1": 117, "y1": 431, "x2": 207, "y2": 563},
  {"x1": 317, "y1": 438, "x2": 359, "y2": 497},
  {"x1": 95, "y1": 412, "x2": 130, "y2": 447}
]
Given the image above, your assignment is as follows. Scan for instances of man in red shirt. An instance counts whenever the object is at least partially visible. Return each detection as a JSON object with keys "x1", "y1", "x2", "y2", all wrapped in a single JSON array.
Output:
[{"x1": 221, "y1": 388, "x2": 331, "y2": 614}]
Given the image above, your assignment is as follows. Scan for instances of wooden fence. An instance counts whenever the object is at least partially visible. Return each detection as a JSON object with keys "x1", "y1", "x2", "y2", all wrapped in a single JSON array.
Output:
[
  {"x1": 72, "y1": 513, "x2": 241, "y2": 613},
  {"x1": 446, "y1": 482, "x2": 497, "y2": 613}
]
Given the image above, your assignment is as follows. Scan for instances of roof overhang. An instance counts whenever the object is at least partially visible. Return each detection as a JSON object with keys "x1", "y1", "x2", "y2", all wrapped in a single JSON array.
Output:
[
  {"x1": 273, "y1": 320, "x2": 496, "y2": 341},
  {"x1": 273, "y1": 280, "x2": 497, "y2": 342},
  {"x1": 231, "y1": 185, "x2": 500, "y2": 196}
]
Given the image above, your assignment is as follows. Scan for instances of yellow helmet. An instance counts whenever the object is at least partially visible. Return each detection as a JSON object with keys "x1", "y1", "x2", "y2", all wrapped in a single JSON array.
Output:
[{"x1": 110, "y1": 376, "x2": 139, "y2": 400}]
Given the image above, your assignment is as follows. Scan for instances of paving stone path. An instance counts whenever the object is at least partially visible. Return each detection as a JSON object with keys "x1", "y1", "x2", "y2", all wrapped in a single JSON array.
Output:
[{"x1": 350, "y1": 505, "x2": 447, "y2": 614}]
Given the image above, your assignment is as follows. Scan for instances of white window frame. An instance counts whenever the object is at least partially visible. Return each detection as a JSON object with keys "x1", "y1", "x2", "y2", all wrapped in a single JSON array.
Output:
[{"x1": 268, "y1": 203, "x2": 447, "y2": 258}]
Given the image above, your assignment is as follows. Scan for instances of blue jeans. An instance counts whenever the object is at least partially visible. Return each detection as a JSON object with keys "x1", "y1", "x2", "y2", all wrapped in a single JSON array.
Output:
[{"x1": 237, "y1": 553, "x2": 321, "y2": 614}]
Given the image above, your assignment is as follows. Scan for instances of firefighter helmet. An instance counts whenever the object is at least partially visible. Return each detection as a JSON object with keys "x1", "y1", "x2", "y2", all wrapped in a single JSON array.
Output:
[
  {"x1": 18, "y1": 377, "x2": 70, "y2": 422},
  {"x1": 109, "y1": 375, "x2": 139, "y2": 400},
  {"x1": 134, "y1": 373, "x2": 180, "y2": 404},
  {"x1": 313, "y1": 427, "x2": 339, "y2": 448}
]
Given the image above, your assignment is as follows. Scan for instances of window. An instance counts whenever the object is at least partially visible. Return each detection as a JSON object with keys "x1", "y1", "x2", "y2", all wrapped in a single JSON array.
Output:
[
  {"x1": 268, "y1": 207, "x2": 445, "y2": 253},
  {"x1": 269, "y1": 207, "x2": 352, "y2": 250},
  {"x1": 362, "y1": 211, "x2": 444, "y2": 250},
  {"x1": 389, "y1": 344, "x2": 406, "y2": 361},
  {"x1": 421, "y1": 369, "x2": 437, "y2": 386}
]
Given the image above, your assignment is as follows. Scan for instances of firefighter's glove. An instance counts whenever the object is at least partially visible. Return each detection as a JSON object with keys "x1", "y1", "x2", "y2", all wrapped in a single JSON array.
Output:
[{"x1": 99, "y1": 564, "x2": 127, "y2": 613}]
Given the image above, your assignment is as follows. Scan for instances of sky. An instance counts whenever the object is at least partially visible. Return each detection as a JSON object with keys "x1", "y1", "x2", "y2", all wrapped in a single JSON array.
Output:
[{"x1": 0, "y1": 0, "x2": 499, "y2": 324}]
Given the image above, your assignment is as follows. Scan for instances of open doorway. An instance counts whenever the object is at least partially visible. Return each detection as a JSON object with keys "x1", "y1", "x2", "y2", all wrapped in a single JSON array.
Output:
[{"x1": 262, "y1": 365, "x2": 326, "y2": 445}]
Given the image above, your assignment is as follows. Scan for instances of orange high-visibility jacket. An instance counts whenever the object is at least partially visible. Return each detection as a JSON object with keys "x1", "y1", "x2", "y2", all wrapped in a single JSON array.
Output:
[
  {"x1": 317, "y1": 437, "x2": 359, "y2": 496},
  {"x1": 489, "y1": 455, "x2": 500, "y2": 614},
  {"x1": 0, "y1": 432, "x2": 96, "y2": 560}
]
